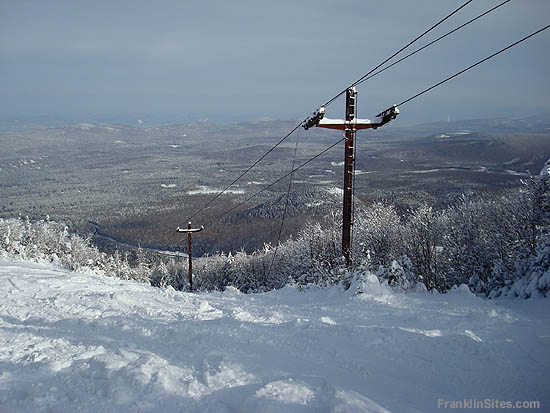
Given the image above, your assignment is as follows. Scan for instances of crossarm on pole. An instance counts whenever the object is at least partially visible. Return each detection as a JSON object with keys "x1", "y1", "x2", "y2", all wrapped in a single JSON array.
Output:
[
  {"x1": 315, "y1": 105, "x2": 399, "y2": 131},
  {"x1": 176, "y1": 225, "x2": 204, "y2": 233}
]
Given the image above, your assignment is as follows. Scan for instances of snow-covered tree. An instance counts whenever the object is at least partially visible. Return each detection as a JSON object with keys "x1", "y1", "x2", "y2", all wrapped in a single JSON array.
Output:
[
  {"x1": 403, "y1": 205, "x2": 446, "y2": 290},
  {"x1": 353, "y1": 202, "x2": 403, "y2": 268}
]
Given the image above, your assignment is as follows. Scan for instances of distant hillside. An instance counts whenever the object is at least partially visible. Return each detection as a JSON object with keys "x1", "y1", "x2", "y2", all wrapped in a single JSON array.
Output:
[{"x1": 1, "y1": 114, "x2": 549, "y2": 255}]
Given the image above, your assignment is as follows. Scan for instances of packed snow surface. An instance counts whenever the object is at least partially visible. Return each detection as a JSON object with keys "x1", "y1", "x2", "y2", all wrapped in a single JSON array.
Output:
[{"x1": 0, "y1": 258, "x2": 548, "y2": 412}]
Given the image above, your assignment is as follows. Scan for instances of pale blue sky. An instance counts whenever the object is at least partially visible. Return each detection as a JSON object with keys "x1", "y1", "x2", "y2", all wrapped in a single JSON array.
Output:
[{"x1": 1, "y1": 0, "x2": 549, "y2": 124}]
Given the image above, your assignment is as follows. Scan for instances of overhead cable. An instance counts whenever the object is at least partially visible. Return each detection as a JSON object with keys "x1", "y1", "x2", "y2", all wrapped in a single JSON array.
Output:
[
  {"x1": 322, "y1": 0, "x2": 474, "y2": 108},
  {"x1": 205, "y1": 137, "x2": 345, "y2": 226},
  {"x1": 354, "y1": 0, "x2": 512, "y2": 88},
  {"x1": 396, "y1": 24, "x2": 550, "y2": 108},
  {"x1": 186, "y1": 123, "x2": 302, "y2": 221},
  {"x1": 267, "y1": 129, "x2": 300, "y2": 278}
]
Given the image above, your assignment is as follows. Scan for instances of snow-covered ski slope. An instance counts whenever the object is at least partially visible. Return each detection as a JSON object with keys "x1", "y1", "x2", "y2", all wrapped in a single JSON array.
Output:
[{"x1": 1, "y1": 258, "x2": 548, "y2": 412}]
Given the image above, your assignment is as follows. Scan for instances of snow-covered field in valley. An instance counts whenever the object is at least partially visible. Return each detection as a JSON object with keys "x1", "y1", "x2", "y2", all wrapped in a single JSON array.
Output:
[{"x1": 0, "y1": 257, "x2": 548, "y2": 412}]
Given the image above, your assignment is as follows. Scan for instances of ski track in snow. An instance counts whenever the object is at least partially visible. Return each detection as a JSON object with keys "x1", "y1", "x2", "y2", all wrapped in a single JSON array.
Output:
[{"x1": 0, "y1": 257, "x2": 549, "y2": 412}]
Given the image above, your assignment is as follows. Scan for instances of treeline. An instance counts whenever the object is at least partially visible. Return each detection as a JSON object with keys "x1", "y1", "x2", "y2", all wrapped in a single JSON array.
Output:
[
  {"x1": 0, "y1": 216, "x2": 154, "y2": 283},
  {"x1": 192, "y1": 175, "x2": 549, "y2": 298},
  {"x1": 1, "y1": 175, "x2": 548, "y2": 298}
]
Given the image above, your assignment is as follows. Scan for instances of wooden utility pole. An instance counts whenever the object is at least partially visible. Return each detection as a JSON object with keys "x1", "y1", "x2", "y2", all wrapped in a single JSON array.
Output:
[
  {"x1": 176, "y1": 222, "x2": 203, "y2": 291},
  {"x1": 303, "y1": 88, "x2": 399, "y2": 267},
  {"x1": 342, "y1": 88, "x2": 356, "y2": 267}
]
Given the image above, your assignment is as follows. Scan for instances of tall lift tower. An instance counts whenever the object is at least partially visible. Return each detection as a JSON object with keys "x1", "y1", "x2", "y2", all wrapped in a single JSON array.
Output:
[{"x1": 303, "y1": 88, "x2": 399, "y2": 267}]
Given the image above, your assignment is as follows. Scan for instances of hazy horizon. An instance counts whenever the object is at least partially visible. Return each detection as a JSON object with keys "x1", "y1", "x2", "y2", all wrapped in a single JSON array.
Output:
[
  {"x1": 2, "y1": 1, "x2": 549, "y2": 125},
  {"x1": 2, "y1": 110, "x2": 550, "y2": 130}
]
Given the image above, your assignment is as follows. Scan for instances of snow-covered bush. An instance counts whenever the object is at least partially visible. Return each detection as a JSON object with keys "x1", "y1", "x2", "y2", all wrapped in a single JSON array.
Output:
[
  {"x1": 284, "y1": 220, "x2": 344, "y2": 287},
  {"x1": 150, "y1": 260, "x2": 172, "y2": 287},
  {"x1": 274, "y1": 238, "x2": 342, "y2": 289},
  {"x1": 352, "y1": 202, "x2": 404, "y2": 268},
  {"x1": 0, "y1": 217, "x2": 150, "y2": 283},
  {"x1": 223, "y1": 249, "x2": 266, "y2": 293},
  {"x1": 0, "y1": 217, "x2": 76, "y2": 262},
  {"x1": 349, "y1": 265, "x2": 395, "y2": 296},
  {"x1": 191, "y1": 217, "x2": 344, "y2": 292},
  {"x1": 493, "y1": 234, "x2": 550, "y2": 298},
  {"x1": 375, "y1": 255, "x2": 417, "y2": 291},
  {"x1": 194, "y1": 252, "x2": 230, "y2": 291},
  {"x1": 403, "y1": 205, "x2": 446, "y2": 291},
  {"x1": 441, "y1": 197, "x2": 499, "y2": 293},
  {"x1": 193, "y1": 247, "x2": 281, "y2": 293}
]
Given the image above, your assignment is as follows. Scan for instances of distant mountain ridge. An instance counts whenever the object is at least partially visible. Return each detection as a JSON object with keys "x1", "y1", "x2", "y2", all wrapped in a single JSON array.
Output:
[{"x1": 2, "y1": 113, "x2": 550, "y2": 135}]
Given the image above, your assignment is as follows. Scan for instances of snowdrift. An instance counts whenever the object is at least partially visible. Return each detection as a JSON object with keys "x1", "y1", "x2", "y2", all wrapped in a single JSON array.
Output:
[{"x1": 0, "y1": 258, "x2": 548, "y2": 412}]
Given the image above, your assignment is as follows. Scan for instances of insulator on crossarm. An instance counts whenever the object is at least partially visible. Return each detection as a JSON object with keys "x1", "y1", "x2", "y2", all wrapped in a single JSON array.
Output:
[
  {"x1": 375, "y1": 105, "x2": 399, "y2": 128},
  {"x1": 302, "y1": 107, "x2": 325, "y2": 130}
]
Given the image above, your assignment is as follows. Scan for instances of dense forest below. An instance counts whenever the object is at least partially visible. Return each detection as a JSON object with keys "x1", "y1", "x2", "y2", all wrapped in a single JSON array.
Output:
[{"x1": 1, "y1": 115, "x2": 549, "y2": 257}]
